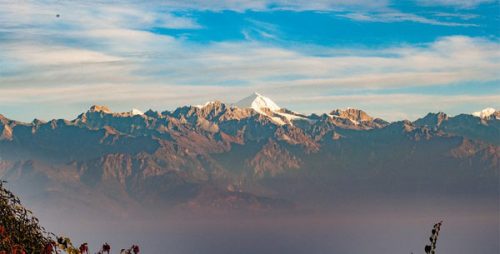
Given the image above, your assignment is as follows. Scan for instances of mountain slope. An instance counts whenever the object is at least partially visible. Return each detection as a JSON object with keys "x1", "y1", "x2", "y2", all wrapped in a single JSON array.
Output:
[{"x1": 0, "y1": 94, "x2": 498, "y2": 215}]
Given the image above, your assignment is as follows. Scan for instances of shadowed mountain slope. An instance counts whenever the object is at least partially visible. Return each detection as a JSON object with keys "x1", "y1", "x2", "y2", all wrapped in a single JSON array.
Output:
[{"x1": 0, "y1": 94, "x2": 498, "y2": 215}]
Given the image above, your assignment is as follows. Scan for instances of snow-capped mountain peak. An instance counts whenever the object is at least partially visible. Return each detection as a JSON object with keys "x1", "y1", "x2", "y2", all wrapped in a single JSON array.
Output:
[
  {"x1": 233, "y1": 92, "x2": 313, "y2": 125},
  {"x1": 234, "y1": 92, "x2": 281, "y2": 112},
  {"x1": 233, "y1": 92, "x2": 289, "y2": 124},
  {"x1": 130, "y1": 108, "x2": 144, "y2": 115},
  {"x1": 472, "y1": 107, "x2": 496, "y2": 119},
  {"x1": 195, "y1": 101, "x2": 215, "y2": 109}
]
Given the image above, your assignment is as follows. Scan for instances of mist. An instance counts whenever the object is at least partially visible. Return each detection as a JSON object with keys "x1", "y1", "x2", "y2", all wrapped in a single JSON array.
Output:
[{"x1": 26, "y1": 198, "x2": 499, "y2": 254}]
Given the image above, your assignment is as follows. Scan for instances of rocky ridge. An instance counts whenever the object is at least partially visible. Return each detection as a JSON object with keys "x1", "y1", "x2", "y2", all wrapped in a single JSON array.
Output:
[{"x1": 0, "y1": 93, "x2": 498, "y2": 215}]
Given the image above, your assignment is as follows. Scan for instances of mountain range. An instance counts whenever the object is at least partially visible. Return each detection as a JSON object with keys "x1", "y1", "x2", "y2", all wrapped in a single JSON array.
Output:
[{"x1": 0, "y1": 93, "x2": 498, "y2": 216}]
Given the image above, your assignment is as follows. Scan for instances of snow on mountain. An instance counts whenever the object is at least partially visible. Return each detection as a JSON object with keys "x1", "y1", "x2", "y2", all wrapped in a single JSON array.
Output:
[
  {"x1": 274, "y1": 108, "x2": 316, "y2": 125},
  {"x1": 234, "y1": 92, "x2": 281, "y2": 113},
  {"x1": 233, "y1": 92, "x2": 313, "y2": 125},
  {"x1": 130, "y1": 108, "x2": 144, "y2": 115},
  {"x1": 233, "y1": 92, "x2": 287, "y2": 124},
  {"x1": 195, "y1": 101, "x2": 216, "y2": 109},
  {"x1": 472, "y1": 107, "x2": 496, "y2": 118}
]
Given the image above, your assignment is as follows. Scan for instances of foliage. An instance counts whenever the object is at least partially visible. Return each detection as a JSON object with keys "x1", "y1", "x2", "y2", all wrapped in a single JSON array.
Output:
[
  {"x1": 425, "y1": 221, "x2": 443, "y2": 254},
  {"x1": 0, "y1": 180, "x2": 139, "y2": 254},
  {"x1": 0, "y1": 180, "x2": 53, "y2": 253},
  {"x1": 118, "y1": 245, "x2": 139, "y2": 254}
]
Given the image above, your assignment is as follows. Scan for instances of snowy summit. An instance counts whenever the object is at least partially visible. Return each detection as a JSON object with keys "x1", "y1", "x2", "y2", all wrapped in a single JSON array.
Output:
[
  {"x1": 130, "y1": 108, "x2": 144, "y2": 115},
  {"x1": 472, "y1": 107, "x2": 496, "y2": 118},
  {"x1": 234, "y1": 92, "x2": 281, "y2": 113},
  {"x1": 233, "y1": 92, "x2": 310, "y2": 125}
]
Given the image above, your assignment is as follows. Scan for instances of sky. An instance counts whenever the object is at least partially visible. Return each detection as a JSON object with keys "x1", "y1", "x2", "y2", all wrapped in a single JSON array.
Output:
[{"x1": 0, "y1": 0, "x2": 499, "y2": 121}]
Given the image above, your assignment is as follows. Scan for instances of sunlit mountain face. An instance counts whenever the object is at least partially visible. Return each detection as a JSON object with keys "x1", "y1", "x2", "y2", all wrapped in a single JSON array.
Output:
[{"x1": 0, "y1": 93, "x2": 498, "y2": 253}]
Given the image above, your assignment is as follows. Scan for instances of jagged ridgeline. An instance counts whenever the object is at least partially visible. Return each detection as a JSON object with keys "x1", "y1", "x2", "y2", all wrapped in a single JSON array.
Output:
[
  {"x1": 0, "y1": 93, "x2": 498, "y2": 213},
  {"x1": 0, "y1": 180, "x2": 53, "y2": 253}
]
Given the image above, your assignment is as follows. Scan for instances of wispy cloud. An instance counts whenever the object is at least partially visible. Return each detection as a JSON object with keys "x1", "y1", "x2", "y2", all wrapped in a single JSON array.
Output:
[
  {"x1": 0, "y1": 1, "x2": 201, "y2": 30},
  {"x1": 154, "y1": 0, "x2": 482, "y2": 26},
  {"x1": 154, "y1": 0, "x2": 390, "y2": 12},
  {"x1": 2, "y1": 44, "x2": 122, "y2": 65},
  {"x1": 1, "y1": 33, "x2": 498, "y2": 120},
  {"x1": 242, "y1": 19, "x2": 281, "y2": 40},
  {"x1": 339, "y1": 11, "x2": 478, "y2": 26},
  {"x1": 431, "y1": 12, "x2": 479, "y2": 20},
  {"x1": 416, "y1": 0, "x2": 496, "y2": 8}
]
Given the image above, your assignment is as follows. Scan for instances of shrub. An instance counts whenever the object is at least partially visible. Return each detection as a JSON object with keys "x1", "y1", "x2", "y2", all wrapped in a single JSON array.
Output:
[
  {"x1": 0, "y1": 181, "x2": 139, "y2": 254},
  {"x1": 0, "y1": 180, "x2": 53, "y2": 253},
  {"x1": 424, "y1": 221, "x2": 443, "y2": 254}
]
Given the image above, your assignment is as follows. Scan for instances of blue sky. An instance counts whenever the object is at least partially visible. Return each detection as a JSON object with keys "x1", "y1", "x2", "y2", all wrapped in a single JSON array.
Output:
[{"x1": 0, "y1": 0, "x2": 498, "y2": 121}]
